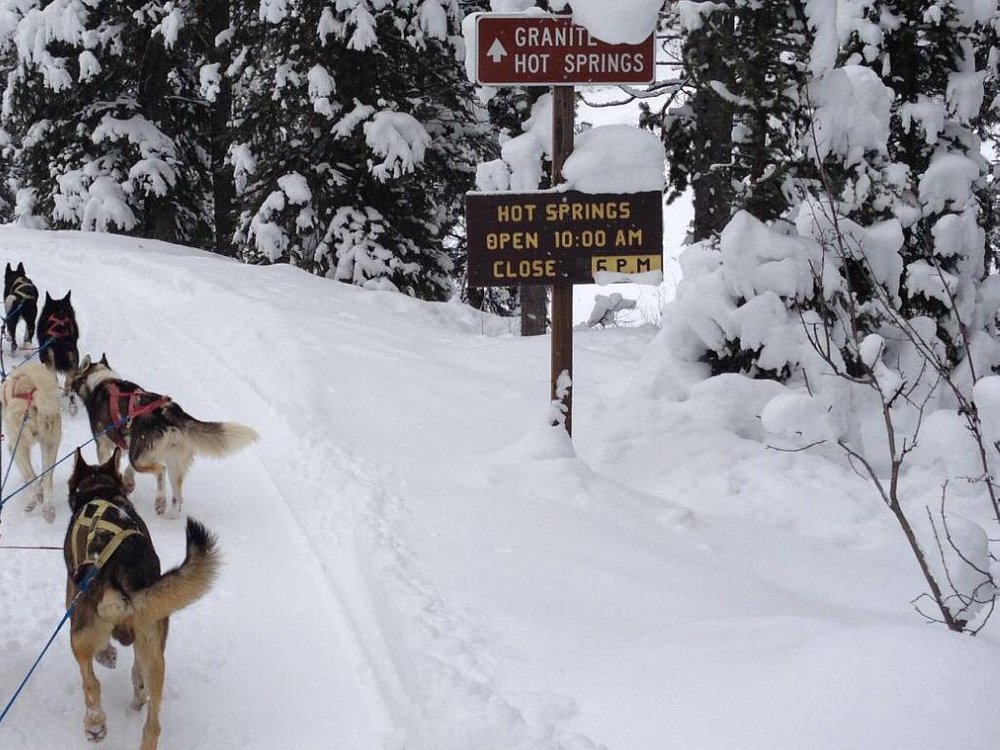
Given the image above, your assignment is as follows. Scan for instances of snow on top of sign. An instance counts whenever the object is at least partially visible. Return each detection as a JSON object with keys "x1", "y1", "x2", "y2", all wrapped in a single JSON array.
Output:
[
  {"x1": 550, "y1": 0, "x2": 661, "y2": 44},
  {"x1": 561, "y1": 125, "x2": 665, "y2": 194}
]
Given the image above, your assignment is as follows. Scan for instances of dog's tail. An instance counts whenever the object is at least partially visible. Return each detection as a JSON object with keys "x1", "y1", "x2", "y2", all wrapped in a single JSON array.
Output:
[
  {"x1": 130, "y1": 518, "x2": 220, "y2": 621},
  {"x1": 183, "y1": 419, "x2": 259, "y2": 458},
  {"x1": 50, "y1": 345, "x2": 79, "y2": 373}
]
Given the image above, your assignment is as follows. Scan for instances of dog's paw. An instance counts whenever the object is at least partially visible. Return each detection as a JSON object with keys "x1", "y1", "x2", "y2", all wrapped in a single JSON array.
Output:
[
  {"x1": 42, "y1": 503, "x2": 55, "y2": 524},
  {"x1": 67, "y1": 395, "x2": 79, "y2": 417},
  {"x1": 154, "y1": 495, "x2": 167, "y2": 515},
  {"x1": 22, "y1": 498, "x2": 37, "y2": 514},
  {"x1": 130, "y1": 691, "x2": 149, "y2": 711},
  {"x1": 95, "y1": 644, "x2": 118, "y2": 670},
  {"x1": 84, "y1": 709, "x2": 107, "y2": 742}
]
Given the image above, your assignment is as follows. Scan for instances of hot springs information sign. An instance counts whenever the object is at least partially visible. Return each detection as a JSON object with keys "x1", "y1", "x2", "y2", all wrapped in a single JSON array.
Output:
[{"x1": 465, "y1": 190, "x2": 663, "y2": 286}]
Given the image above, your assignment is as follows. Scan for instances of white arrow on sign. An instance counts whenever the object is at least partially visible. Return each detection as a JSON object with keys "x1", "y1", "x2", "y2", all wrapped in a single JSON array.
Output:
[{"x1": 486, "y1": 38, "x2": 507, "y2": 63}]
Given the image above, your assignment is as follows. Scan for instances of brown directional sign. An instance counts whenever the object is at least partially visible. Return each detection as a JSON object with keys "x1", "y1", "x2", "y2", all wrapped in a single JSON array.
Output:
[
  {"x1": 466, "y1": 190, "x2": 663, "y2": 287},
  {"x1": 475, "y1": 14, "x2": 656, "y2": 86}
]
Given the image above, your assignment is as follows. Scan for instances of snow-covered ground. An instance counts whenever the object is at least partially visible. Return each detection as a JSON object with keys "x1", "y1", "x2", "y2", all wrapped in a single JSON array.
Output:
[{"x1": 1, "y1": 228, "x2": 999, "y2": 750}]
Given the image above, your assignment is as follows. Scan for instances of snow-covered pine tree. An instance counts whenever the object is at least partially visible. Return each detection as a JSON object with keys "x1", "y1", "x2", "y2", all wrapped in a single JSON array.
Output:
[
  {"x1": 650, "y1": 0, "x2": 813, "y2": 378},
  {"x1": 665, "y1": 0, "x2": 1000, "y2": 403},
  {"x1": 641, "y1": 2, "x2": 735, "y2": 243},
  {"x1": 230, "y1": 0, "x2": 488, "y2": 301},
  {"x1": 0, "y1": 0, "x2": 212, "y2": 245},
  {"x1": 821, "y1": 0, "x2": 1000, "y2": 371}
]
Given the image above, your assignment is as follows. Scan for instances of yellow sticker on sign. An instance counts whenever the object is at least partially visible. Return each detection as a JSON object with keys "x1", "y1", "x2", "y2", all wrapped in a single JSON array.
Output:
[{"x1": 591, "y1": 255, "x2": 661, "y2": 275}]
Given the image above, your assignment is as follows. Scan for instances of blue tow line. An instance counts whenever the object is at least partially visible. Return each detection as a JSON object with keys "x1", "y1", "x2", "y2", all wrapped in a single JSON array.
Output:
[
  {"x1": 0, "y1": 567, "x2": 96, "y2": 727},
  {"x1": 0, "y1": 414, "x2": 130, "y2": 515},
  {"x1": 0, "y1": 413, "x2": 131, "y2": 729},
  {"x1": 0, "y1": 380, "x2": 131, "y2": 726}
]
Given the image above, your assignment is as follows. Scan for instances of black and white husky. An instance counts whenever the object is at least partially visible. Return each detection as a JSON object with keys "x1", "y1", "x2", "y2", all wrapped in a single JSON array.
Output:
[
  {"x1": 68, "y1": 354, "x2": 259, "y2": 518},
  {"x1": 3, "y1": 261, "x2": 38, "y2": 353}
]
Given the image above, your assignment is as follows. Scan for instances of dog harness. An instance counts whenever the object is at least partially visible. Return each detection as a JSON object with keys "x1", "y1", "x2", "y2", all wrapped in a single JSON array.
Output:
[
  {"x1": 5, "y1": 373, "x2": 35, "y2": 404},
  {"x1": 44, "y1": 314, "x2": 74, "y2": 339},
  {"x1": 69, "y1": 499, "x2": 140, "y2": 576},
  {"x1": 104, "y1": 382, "x2": 172, "y2": 450},
  {"x1": 9, "y1": 276, "x2": 36, "y2": 302}
]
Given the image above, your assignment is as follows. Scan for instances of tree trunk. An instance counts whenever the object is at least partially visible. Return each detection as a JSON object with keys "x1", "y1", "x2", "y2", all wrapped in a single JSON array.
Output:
[
  {"x1": 206, "y1": 0, "x2": 237, "y2": 257},
  {"x1": 520, "y1": 286, "x2": 547, "y2": 335},
  {"x1": 685, "y1": 16, "x2": 735, "y2": 242},
  {"x1": 138, "y1": 35, "x2": 177, "y2": 243}
]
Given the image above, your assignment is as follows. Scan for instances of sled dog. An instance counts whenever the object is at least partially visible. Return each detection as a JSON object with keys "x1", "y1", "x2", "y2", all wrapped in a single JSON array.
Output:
[
  {"x1": 68, "y1": 354, "x2": 259, "y2": 517},
  {"x1": 1, "y1": 361, "x2": 62, "y2": 522},
  {"x1": 37, "y1": 290, "x2": 80, "y2": 376},
  {"x1": 3, "y1": 261, "x2": 37, "y2": 352},
  {"x1": 64, "y1": 448, "x2": 220, "y2": 750}
]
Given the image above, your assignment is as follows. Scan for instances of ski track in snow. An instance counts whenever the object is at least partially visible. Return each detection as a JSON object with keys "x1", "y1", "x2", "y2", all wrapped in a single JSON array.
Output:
[{"x1": 0, "y1": 231, "x2": 600, "y2": 749}]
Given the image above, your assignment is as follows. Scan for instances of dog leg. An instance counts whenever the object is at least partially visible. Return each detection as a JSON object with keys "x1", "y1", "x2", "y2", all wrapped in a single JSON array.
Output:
[
  {"x1": 40, "y1": 432, "x2": 59, "y2": 524},
  {"x1": 130, "y1": 657, "x2": 148, "y2": 711},
  {"x1": 71, "y1": 629, "x2": 108, "y2": 742},
  {"x1": 11, "y1": 440, "x2": 39, "y2": 515},
  {"x1": 95, "y1": 644, "x2": 118, "y2": 670},
  {"x1": 135, "y1": 625, "x2": 165, "y2": 750},
  {"x1": 165, "y1": 453, "x2": 193, "y2": 519},
  {"x1": 133, "y1": 461, "x2": 167, "y2": 515},
  {"x1": 95, "y1": 435, "x2": 114, "y2": 465}
]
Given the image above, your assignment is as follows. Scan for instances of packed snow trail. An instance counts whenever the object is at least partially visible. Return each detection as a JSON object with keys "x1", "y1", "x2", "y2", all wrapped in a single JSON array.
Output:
[
  {"x1": 0, "y1": 230, "x2": 605, "y2": 749},
  {"x1": 0, "y1": 232, "x2": 389, "y2": 748}
]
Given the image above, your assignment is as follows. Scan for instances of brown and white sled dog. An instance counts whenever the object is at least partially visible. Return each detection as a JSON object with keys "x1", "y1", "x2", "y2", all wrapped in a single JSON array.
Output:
[
  {"x1": 68, "y1": 354, "x2": 259, "y2": 518},
  {"x1": 1, "y1": 361, "x2": 61, "y2": 522},
  {"x1": 64, "y1": 449, "x2": 220, "y2": 750}
]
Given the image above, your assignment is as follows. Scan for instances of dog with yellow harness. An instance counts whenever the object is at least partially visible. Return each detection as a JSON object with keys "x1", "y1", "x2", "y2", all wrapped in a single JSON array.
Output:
[
  {"x1": 1, "y1": 361, "x2": 62, "y2": 522},
  {"x1": 64, "y1": 448, "x2": 219, "y2": 750}
]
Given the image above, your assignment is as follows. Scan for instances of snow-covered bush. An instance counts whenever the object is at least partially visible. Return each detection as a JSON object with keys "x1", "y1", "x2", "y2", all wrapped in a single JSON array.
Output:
[{"x1": 655, "y1": 0, "x2": 1000, "y2": 632}]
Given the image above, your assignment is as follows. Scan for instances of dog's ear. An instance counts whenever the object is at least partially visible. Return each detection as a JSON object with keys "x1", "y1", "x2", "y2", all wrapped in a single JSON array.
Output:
[
  {"x1": 4, "y1": 263, "x2": 10, "y2": 273},
  {"x1": 16, "y1": 262, "x2": 23, "y2": 274},
  {"x1": 103, "y1": 448, "x2": 122, "y2": 478},
  {"x1": 99, "y1": 353, "x2": 109, "y2": 366},
  {"x1": 79, "y1": 354, "x2": 91, "y2": 370},
  {"x1": 73, "y1": 448, "x2": 87, "y2": 473},
  {"x1": 64, "y1": 290, "x2": 71, "y2": 301},
  {"x1": 45, "y1": 291, "x2": 51, "y2": 302}
]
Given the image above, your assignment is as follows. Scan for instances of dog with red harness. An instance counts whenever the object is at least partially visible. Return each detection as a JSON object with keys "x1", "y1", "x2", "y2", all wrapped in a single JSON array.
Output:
[
  {"x1": 1, "y1": 361, "x2": 62, "y2": 522},
  {"x1": 37, "y1": 289, "x2": 81, "y2": 412},
  {"x1": 67, "y1": 354, "x2": 259, "y2": 518}
]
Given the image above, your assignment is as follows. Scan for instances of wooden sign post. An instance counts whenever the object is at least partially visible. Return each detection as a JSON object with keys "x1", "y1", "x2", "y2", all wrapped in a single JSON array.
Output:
[
  {"x1": 551, "y1": 84, "x2": 575, "y2": 434},
  {"x1": 465, "y1": 12, "x2": 663, "y2": 437}
]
